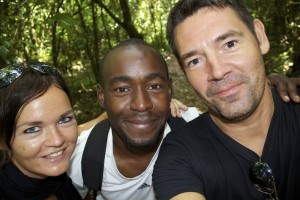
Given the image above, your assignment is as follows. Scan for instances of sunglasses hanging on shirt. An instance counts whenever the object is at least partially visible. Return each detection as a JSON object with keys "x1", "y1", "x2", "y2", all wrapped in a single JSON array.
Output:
[{"x1": 249, "y1": 160, "x2": 279, "y2": 200}]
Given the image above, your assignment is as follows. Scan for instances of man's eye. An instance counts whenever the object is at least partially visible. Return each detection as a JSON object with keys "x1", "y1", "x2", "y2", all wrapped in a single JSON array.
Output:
[
  {"x1": 225, "y1": 40, "x2": 237, "y2": 49},
  {"x1": 24, "y1": 127, "x2": 40, "y2": 134},
  {"x1": 58, "y1": 116, "x2": 73, "y2": 125},
  {"x1": 115, "y1": 88, "x2": 129, "y2": 93},
  {"x1": 187, "y1": 58, "x2": 201, "y2": 68},
  {"x1": 148, "y1": 84, "x2": 161, "y2": 90}
]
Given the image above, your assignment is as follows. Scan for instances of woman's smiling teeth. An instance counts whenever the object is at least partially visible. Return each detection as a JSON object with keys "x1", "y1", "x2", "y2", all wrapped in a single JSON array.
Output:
[{"x1": 46, "y1": 150, "x2": 63, "y2": 159}]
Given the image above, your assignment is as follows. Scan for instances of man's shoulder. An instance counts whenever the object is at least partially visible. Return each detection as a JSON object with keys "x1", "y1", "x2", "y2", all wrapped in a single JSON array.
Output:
[
  {"x1": 272, "y1": 87, "x2": 300, "y2": 111},
  {"x1": 75, "y1": 120, "x2": 111, "y2": 158},
  {"x1": 167, "y1": 112, "x2": 210, "y2": 141},
  {"x1": 69, "y1": 126, "x2": 94, "y2": 168}
]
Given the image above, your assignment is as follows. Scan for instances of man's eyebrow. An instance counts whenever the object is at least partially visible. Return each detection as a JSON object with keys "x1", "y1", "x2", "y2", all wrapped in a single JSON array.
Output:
[
  {"x1": 109, "y1": 76, "x2": 131, "y2": 85},
  {"x1": 180, "y1": 30, "x2": 244, "y2": 62},
  {"x1": 109, "y1": 72, "x2": 167, "y2": 85},
  {"x1": 145, "y1": 72, "x2": 168, "y2": 81},
  {"x1": 214, "y1": 30, "x2": 243, "y2": 43},
  {"x1": 181, "y1": 50, "x2": 198, "y2": 62}
]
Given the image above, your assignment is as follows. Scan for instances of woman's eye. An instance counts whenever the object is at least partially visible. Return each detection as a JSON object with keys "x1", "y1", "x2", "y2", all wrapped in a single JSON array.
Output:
[
  {"x1": 58, "y1": 116, "x2": 73, "y2": 125},
  {"x1": 24, "y1": 127, "x2": 40, "y2": 134}
]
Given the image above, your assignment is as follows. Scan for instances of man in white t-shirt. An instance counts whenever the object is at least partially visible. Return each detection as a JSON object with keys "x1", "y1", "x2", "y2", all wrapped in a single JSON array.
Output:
[{"x1": 68, "y1": 38, "x2": 200, "y2": 200}]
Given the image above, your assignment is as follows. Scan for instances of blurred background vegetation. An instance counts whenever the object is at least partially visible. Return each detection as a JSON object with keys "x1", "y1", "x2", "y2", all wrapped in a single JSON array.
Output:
[{"x1": 0, "y1": 0, "x2": 299, "y2": 124}]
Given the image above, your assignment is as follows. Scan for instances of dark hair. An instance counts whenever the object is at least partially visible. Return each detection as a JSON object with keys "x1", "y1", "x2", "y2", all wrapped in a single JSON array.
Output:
[
  {"x1": 167, "y1": 0, "x2": 256, "y2": 66},
  {"x1": 98, "y1": 38, "x2": 169, "y2": 87},
  {"x1": 0, "y1": 62, "x2": 71, "y2": 166}
]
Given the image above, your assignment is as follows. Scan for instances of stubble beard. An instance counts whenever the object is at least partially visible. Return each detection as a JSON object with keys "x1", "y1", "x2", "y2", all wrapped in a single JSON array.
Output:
[
  {"x1": 116, "y1": 126, "x2": 165, "y2": 150},
  {"x1": 203, "y1": 70, "x2": 266, "y2": 121}
]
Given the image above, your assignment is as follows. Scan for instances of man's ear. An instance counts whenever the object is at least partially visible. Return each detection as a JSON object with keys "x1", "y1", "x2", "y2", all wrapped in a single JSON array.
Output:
[
  {"x1": 253, "y1": 19, "x2": 270, "y2": 55},
  {"x1": 97, "y1": 84, "x2": 105, "y2": 108}
]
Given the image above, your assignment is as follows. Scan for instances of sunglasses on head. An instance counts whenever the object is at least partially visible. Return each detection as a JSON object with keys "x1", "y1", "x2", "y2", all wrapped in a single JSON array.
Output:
[
  {"x1": 249, "y1": 161, "x2": 279, "y2": 200},
  {"x1": 0, "y1": 62, "x2": 60, "y2": 89}
]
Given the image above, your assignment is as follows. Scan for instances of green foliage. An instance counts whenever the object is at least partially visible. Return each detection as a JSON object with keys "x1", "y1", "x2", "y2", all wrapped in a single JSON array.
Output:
[
  {"x1": 0, "y1": 40, "x2": 13, "y2": 64},
  {"x1": 64, "y1": 66, "x2": 103, "y2": 124},
  {"x1": 246, "y1": 0, "x2": 300, "y2": 76},
  {"x1": 50, "y1": 13, "x2": 81, "y2": 31},
  {"x1": 0, "y1": 0, "x2": 299, "y2": 123}
]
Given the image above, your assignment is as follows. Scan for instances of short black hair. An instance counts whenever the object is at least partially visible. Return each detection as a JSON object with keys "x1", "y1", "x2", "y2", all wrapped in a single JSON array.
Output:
[{"x1": 98, "y1": 38, "x2": 169, "y2": 87}]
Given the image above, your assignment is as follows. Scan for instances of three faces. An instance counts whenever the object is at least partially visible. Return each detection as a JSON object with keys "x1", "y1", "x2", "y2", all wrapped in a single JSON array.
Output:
[{"x1": 10, "y1": 6, "x2": 269, "y2": 179}]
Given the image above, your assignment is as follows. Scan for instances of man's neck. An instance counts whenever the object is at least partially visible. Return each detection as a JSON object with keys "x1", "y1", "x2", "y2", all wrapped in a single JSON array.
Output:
[
  {"x1": 210, "y1": 85, "x2": 274, "y2": 156},
  {"x1": 112, "y1": 132, "x2": 162, "y2": 177}
]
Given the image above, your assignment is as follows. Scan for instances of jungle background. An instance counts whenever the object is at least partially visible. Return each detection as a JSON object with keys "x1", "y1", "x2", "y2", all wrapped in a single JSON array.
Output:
[{"x1": 0, "y1": 0, "x2": 299, "y2": 124}]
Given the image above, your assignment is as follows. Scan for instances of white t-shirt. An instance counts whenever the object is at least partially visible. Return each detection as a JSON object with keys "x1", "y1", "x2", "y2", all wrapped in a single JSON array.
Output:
[{"x1": 67, "y1": 107, "x2": 199, "y2": 200}]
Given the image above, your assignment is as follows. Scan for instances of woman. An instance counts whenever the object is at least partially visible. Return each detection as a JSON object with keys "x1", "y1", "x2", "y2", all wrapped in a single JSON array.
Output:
[{"x1": 0, "y1": 62, "x2": 82, "y2": 199}]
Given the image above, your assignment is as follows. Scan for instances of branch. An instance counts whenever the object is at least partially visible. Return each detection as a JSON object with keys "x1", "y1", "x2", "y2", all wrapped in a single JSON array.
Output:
[{"x1": 93, "y1": 0, "x2": 124, "y2": 27}]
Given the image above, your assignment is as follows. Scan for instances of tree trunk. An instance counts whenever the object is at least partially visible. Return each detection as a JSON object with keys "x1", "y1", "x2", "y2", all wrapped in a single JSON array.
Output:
[
  {"x1": 93, "y1": 0, "x2": 143, "y2": 39},
  {"x1": 51, "y1": 0, "x2": 64, "y2": 68},
  {"x1": 92, "y1": 1, "x2": 101, "y2": 82}
]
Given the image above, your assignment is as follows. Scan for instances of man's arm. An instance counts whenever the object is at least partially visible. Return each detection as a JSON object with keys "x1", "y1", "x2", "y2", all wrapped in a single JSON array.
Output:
[
  {"x1": 171, "y1": 192, "x2": 206, "y2": 200},
  {"x1": 78, "y1": 112, "x2": 108, "y2": 134},
  {"x1": 170, "y1": 98, "x2": 188, "y2": 117},
  {"x1": 267, "y1": 73, "x2": 300, "y2": 102}
]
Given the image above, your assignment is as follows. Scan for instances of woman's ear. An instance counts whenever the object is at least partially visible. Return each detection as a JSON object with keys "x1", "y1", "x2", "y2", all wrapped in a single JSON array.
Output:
[
  {"x1": 97, "y1": 84, "x2": 105, "y2": 109},
  {"x1": 253, "y1": 19, "x2": 270, "y2": 55}
]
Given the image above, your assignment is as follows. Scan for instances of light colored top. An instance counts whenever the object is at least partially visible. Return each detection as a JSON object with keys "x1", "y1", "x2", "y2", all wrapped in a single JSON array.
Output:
[{"x1": 67, "y1": 107, "x2": 200, "y2": 200}]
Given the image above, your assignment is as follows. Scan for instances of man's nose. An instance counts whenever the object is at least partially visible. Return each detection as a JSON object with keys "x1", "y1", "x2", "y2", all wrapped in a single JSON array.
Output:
[{"x1": 130, "y1": 89, "x2": 153, "y2": 112}]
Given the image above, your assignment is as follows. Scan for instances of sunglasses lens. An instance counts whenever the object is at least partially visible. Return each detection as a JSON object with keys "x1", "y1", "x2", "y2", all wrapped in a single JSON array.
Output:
[
  {"x1": 30, "y1": 62, "x2": 60, "y2": 75},
  {"x1": 0, "y1": 66, "x2": 23, "y2": 88},
  {"x1": 249, "y1": 162, "x2": 275, "y2": 194}
]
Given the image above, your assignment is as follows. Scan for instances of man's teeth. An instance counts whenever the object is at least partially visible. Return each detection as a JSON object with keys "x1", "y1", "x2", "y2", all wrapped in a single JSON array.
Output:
[{"x1": 48, "y1": 150, "x2": 63, "y2": 158}]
